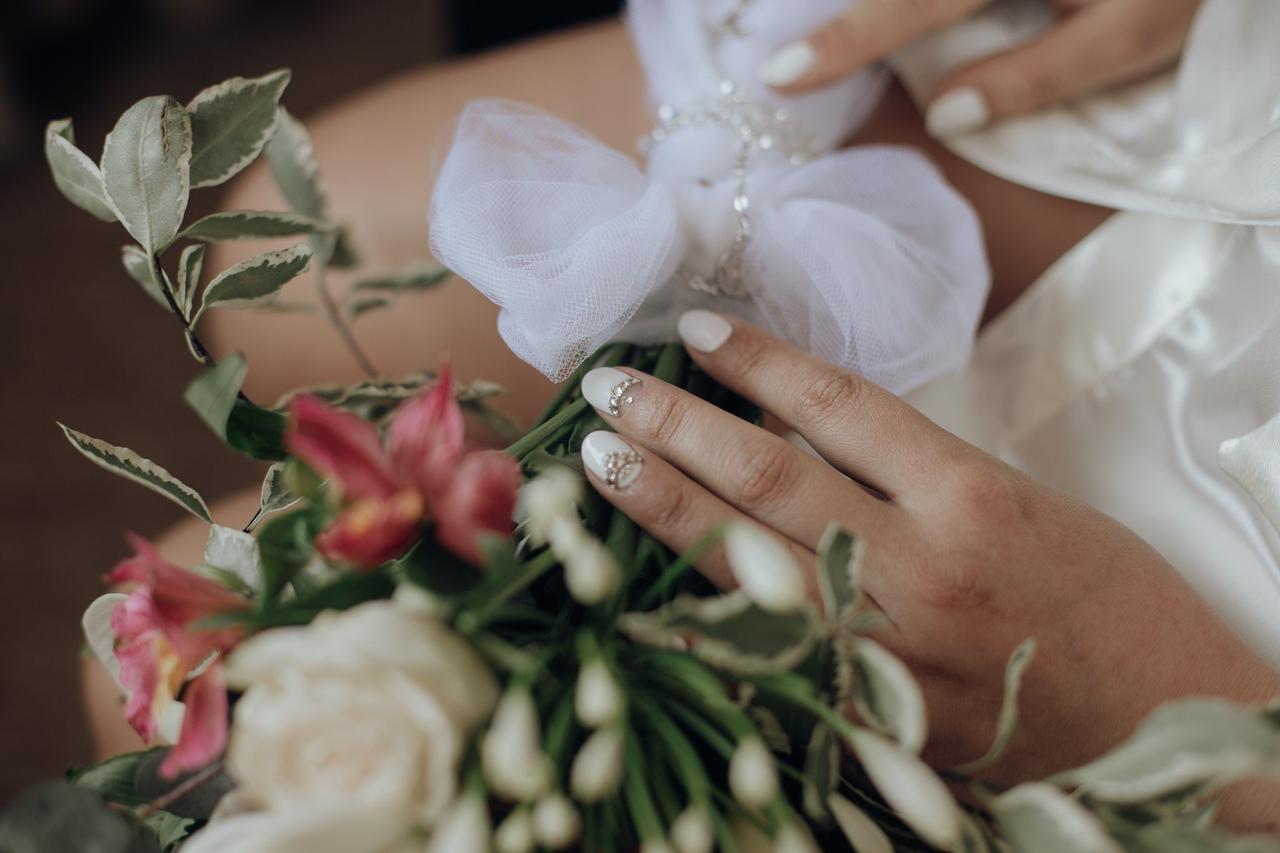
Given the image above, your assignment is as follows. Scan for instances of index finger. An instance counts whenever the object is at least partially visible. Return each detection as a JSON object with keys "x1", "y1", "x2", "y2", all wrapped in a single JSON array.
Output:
[
  {"x1": 759, "y1": 0, "x2": 987, "y2": 91},
  {"x1": 676, "y1": 311, "x2": 967, "y2": 500}
]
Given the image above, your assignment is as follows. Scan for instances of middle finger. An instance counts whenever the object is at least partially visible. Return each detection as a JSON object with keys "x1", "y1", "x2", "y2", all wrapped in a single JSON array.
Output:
[{"x1": 580, "y1": 366, "x2": 892, "y2": 549}]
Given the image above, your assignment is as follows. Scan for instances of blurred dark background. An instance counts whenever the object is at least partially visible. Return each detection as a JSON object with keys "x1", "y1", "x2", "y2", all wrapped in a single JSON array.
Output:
[{"x1": 0, "y1": 0, "x2": 621, "y2": 805}]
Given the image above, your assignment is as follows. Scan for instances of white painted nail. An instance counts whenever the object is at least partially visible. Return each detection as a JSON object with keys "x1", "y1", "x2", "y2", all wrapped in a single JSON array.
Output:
[
  {"x1": 677, "y1": 310, "x2": 733, "y2": 353},
  {"x1": 925, "y1": 87, "x2": 989, "y2": 138},
  {"x1": 582, "y1": 367, "x2": 640, "y2": 417},
  {"x1": 581, "y1": 431, "x2": 644, "y2": 490},
  {"x1": 758, "y1": 41, "x2": 816, "y2": 87}
]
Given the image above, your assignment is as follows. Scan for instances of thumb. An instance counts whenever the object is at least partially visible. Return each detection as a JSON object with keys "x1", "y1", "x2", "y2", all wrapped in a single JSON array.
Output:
[
  {"x1": 923, "y1": 0, "x2": 1193, "y2": 137},
  {"x1": 759, "y1": 0, "x2": 985, "y2": 92}
]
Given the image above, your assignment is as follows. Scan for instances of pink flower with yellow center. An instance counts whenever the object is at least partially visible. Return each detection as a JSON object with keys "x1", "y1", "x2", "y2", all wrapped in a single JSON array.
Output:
[
  {"x1": 286, "y1": 366, "x2": 522, "y2": 569},
  {"x1": 109, "y1": 534, "x2": 247, "y2": 777}
]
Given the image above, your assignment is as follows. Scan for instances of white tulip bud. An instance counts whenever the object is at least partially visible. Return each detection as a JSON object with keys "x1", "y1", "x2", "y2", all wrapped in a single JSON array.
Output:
[
  {"x1": 847, "y1": 729, "x2": 961, "y2": 851},
  {"x1": 575, "y1": 659, "x2": 624, "y2": 727},
  {"x1": 564, "y1": 539, "x2": 623, "y2": 605},
  {"x1": 493, "y1": 808, "x2": 535, "y2": 853},
  {"x1": 729, "y1": 737, "x2": 778, "y2": 810},
  {"x1": 569, "y1": 727, "x2": 625, "y2": 802},
  {"x1": 725, "y1": 522, "x2": 806, "y2": 613},
  {"x1": 773, "y1": 823, "x2": 821, "y2": 853},
  {"x1": 670, "y1": 806, "x2": 715, "y2": 853},
  {"x1": 519, "y1": 469, "x2": 582, "y2": 544},
  {"x1": 426, "y1": 794, "x2": 491, "y2": 853},
  {"x1": 532, "y1": 792, "x2": 581, "y2": 849},
  {"x1": 483, "y1": 688, "x2": 553, "y2": 801}
]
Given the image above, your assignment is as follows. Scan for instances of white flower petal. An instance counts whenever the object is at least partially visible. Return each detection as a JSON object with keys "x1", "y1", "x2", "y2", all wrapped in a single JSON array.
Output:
[{"x1": 725, "y1": 522, "x2": 806, "y2": 613}]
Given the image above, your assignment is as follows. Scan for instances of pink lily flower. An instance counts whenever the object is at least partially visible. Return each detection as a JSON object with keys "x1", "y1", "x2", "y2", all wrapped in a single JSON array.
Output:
[
  {"x1": 286, "y1": 366, "x2": 522, "y2": 569},
  {"x1": 109, "y1": 534, "x2": 246, "y2": 777}
]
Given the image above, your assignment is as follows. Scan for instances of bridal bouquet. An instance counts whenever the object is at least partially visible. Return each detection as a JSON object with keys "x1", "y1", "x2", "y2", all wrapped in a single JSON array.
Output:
[{"x1": 6, "y1": 4, "x2": 1280, "y2": 851}]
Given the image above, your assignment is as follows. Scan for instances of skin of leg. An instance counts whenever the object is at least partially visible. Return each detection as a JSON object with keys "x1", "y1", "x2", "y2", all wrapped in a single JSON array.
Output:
[{"x1": 85, "y1": 19, "x2": 1113, "y2": 757}]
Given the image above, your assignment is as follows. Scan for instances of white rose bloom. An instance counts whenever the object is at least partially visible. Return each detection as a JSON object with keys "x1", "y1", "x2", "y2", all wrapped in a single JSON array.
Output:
[
  {"x1": 229, "y1": 668, "x2": 463, "y2": 827},
  {"x1": 226, "y1": 600, "x2": 498, "y2": 729},
  {"x1": 223, "y1": 602, "x2": 498, "y2": 830}
]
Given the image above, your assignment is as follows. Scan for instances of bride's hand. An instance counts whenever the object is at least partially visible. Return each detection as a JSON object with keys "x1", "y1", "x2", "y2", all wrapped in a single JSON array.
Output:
[
  {"x1": 577, "y1": 312, "x2": 1280, "y2": 787},
  {"x1": 758, "y1": 0, "x2": 1202, "y2": 137}
]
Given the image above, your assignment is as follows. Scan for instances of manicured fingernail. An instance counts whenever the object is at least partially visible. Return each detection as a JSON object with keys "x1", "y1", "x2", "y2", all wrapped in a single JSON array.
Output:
[
  {"x1": 925, "y1": 87, "x2": 989, "y2": 138},
  {"x1": 758, "y1": 41, "x2": 816, "y2": 87},
  {"x1": 581, "y1": 431, "x2": 644, "y2": 490},
  {"x1": 677, "y1": 310, "x2": 733, "y2": 353},
  {"x1": 582, "y1": 367, "x2": 641, "y2": 418}
]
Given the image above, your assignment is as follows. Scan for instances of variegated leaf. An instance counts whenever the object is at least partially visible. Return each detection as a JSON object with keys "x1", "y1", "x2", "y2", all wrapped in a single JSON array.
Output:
[
  {"x1": 100, "y1": 96, "x2": 192, "y2": 253},
  {"x1": 802, "y1": 722, "x2": 840, "y2": 820},
  {"x1": 185, "y1": 354, "x2": 248, "y2": 437},
  {"x1": 120, "y1": 244, "x2": 170, "y2": 308},
  {"x1": 619, "y1": 590, "x2": 819, "y2": 675},
  {"x1": 178, "y1": 243, "x2": 205, "y2": 321},
  {"x1": 351, "y1": 262, "x2": 450, "y2": 295},
  {"x1": 952, "y1": 638, "x2": 1037, "y2": 775},
  {"x1": 850, "y1": 638, "x2": 928, "y2": 755},
  {"x1": 817, "y1": 523, "x2": 863, "y2": 623},
  {"x1": 828, "y1": 794, "x2": 893, "y2": 853},
  {"x1": 45, "y1": 119, "x2": 116, "y2": 222},
  {"x1": 187, "y1": 69, "x2": 290, "y2": 189},
  {"x1": 198, "y1": 243, "x2": 312, "y2": 315},
  {"x1": 1054, "y1": 699, "x2": 1280, "y2": 803},
  {"x1": 259, "y1": 462, "x2": 301, "y2": 516},
  {"x1": 58, "y1": 423, "x2": 211, "y2": 522},
  {"x1": 265, "y1": 107, "x2": 327, "y2": 220},
  {"x1": 344, "y1": 294, "x2": 391, "y2": 323},
  {"x1": 992, "y1": 783, "x2": 1122, "y2": 853},
  {"x1": 846, "y1": 728, "x2": 963, "y2": 851},
  {"x1": 179, "y1": 209, "x2": 327, "y2": 242}
]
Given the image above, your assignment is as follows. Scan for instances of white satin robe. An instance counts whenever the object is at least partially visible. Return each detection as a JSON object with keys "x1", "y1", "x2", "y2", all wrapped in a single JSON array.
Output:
[{"x1": 895, "y1": 0, "x2": 1280, "y2": 667}]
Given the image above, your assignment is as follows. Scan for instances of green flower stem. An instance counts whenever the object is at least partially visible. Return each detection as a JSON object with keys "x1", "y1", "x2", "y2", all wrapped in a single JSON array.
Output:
[
  {"x1": 651, "y1": 341, "x2": 689, "y2": 384},
  {"x1": 634, "y1": 523, "x2": 725, "y2": 610},
  {"x1": 504, "y1": 397, "x2": 590, "y2": 459},
  {"x1": 455, "y1": 549, "x2": 560, "y2": 631},
  {"x1": 710, "y1": 803, "x2": 745, "y2": 853},
  {"x1": 312, "y1": 235, "x2": 379, "y2": 377},
  {"x1": 542, "y1": 689, "x2": 578, "y2": 772},
  {"x1": 633, "y1": 696, "x2": 713, "y2": 807},
  {"x1": 533, "y1": 343, "x2": 629, "y2": 426},
  {"x1": 623, "y1": 729, "x2": 666, "y2": 842},
  {"x1": 747, "y1": 673, "x2": 860, "y2": 743}
]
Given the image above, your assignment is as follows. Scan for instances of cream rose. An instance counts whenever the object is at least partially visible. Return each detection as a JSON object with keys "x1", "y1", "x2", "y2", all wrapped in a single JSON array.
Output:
[{"x1": 223, "y1": 600, "x2": 498, "y2": 828}]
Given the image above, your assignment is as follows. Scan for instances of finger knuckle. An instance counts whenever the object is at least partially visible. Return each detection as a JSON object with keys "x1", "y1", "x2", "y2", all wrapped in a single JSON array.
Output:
[
  {"x1": 647, "y1": 474, "x2": 694, "y2": 535},
  {"x1": 726, "y1": 439, "x2": 798, "y2": 511},
  {"x1": 914, "y1": 550, "x2": 993, "y2": 614},
  {"x1": 643, "y1": 391, "x2": 688, "y2": 447},
  {"x1": 794, "y1": 369, "x2": 863, "y2": 430}
]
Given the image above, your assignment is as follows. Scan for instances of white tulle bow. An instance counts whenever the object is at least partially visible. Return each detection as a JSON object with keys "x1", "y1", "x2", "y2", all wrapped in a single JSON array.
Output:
[{"x1": 429, "y1": 0, "x2": 990, "y2": 388}]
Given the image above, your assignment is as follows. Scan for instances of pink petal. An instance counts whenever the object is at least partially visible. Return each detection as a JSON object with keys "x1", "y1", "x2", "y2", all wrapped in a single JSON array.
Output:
[
  {"x1": 160, "y1": 664, "x2": 229, "y2": 779},
  {"x1": 108, "y1": 534, "x2": 246, "y2": 632},
  {"x1": 315, "y1": 490, "x2": 425, "y2": 569},
  {"x1": 436, "y1": 450, "x2": 522, "y2": 565},
  {"x1": 115, "y1": 633, "x2": 163, "y2": 743},
  {"x1": 388, "y1": 367, "x2": 465, "y2": 498},
  {"x1": 286, "y1": 395, "x2": 400, "y2": 501}
]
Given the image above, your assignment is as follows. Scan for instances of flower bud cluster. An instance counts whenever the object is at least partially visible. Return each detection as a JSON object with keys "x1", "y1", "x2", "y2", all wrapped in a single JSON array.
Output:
[{"x1": 519, "y1": 468, "x2": 622, "y2": 604}]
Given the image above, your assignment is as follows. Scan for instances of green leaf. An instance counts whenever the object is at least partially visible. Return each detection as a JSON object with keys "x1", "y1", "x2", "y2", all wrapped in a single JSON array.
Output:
[
  {"x1": 328, "y1": 226, "x2": 361, "y2": 268},
  {"x1": 120, "y1": 244, "x2": 170, "y2": 308},
  {"x1": 828, "y1": 794, "x2": 894, "y2": 853},
  {"x1": 952, "y1": 638, "x2": 1036, "y2": 775},
  {"x1": 69, "y1": 749, "x2": 164, "y2": 807},
  {"x1": 802, "y1": 721, "x2": 840, "y2": 821},
  {"x1": 344, "y1": 294, "x2": 391, "y2": 322},
  {"x1": 143, "y1": 812, "x2": 194, "y2": 853},
  {"x1": 45, "y1": 119, "x2": 117, "y2": 222},
  {"x1": 179, "y1": 209, "x2": 327, "y2": 242},
  {"x1": 849, "y1": 637, "x2": 928, "y2": 755},
  {"x1": 992, "y1": 783, "x2": 1122, "y2": 853},
  {"x1": 198, "y1": 243, "x2": 312, "y2": 315},
  {"x1": 0, "y1": 781, "x2": 160, "y2": 853},
  {"x1": 187, "y1": 69, "x2": 291, "y2": 189},
  {"x1": 1131, "y1": 822, "x2": 1280, "y2": 853},
  {"x1": 816, "y1": 523, "x2": 863, "y2": 623},
  {"x1": 227, "y1": 401, "x2": 288, "y2": 461},
  {"x1": 395, "y1": 538, "x2": 484, "y2": 600},
  {"x1": 59, "y1": 423, "x2": 211, "y2": 522},
  {"x1": 619, "y1": 590, "x2": 819, "y2": 675},
  {"x1": 259, "y1": 462, "x2": 301, "y2": 517},
  {"x1": 177, "y1": 243, "x2": 205, "y2": 320},
  {"x1": 184, "y1": 353, "x2": 248, "y2": 439},
  {"x1": 254, "y1": 507, "x2": 327, "y2": 602},
  {"x1": 351, "y1": 262, "x2": 450, "y2": 295},
  {"x1": 1054, "y1": 698, "x2": 1280, "y2": 803},
  {"x1": 132, "y1": 751, "x2": 234, "y2": 819},
  {"x1": 846, "y1": 728, "x2": 963, "y2": 851},
  {"x1": 100, "y1": 95, "x2": 192, "y2": 253},
  {"x1": 265, "y1": 107, "x2": 327, "y2": 220}
]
